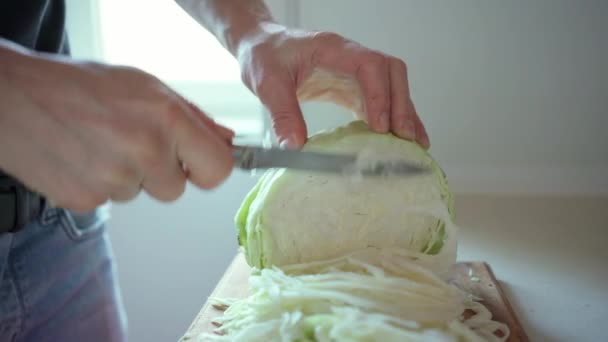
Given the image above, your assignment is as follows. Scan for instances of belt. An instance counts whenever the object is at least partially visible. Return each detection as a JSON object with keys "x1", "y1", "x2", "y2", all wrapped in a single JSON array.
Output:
[{"x1": 0, "y1": 173, "x2": 44, "y2": 234}]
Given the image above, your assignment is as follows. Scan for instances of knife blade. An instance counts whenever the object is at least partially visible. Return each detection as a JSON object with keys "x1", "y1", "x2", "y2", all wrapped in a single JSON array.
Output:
[{"x1": 231, "y1": 145, "x2": 431, "y2": 177}]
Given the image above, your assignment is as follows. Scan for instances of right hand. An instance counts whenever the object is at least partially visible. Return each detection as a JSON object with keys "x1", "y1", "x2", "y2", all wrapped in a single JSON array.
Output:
[{"x1": 0, "y1": 45, "x2": 234, "y2": 212}]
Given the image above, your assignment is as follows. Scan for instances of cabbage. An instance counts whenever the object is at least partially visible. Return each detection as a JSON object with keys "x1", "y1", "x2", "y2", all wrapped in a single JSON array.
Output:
[
  {"x1": 236, "y1": 120, "x2": 454, "y2": 273},
  {"x1": 201, "y1": 121, "x2": 510, "y2": 341}
]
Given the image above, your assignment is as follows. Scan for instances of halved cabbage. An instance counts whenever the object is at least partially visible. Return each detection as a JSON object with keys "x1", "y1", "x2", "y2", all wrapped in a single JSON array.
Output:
[
  {"x1": 235, "y1": 121, "x2": 455, "y2": 272},
  {"x1": 202, "y1": 120, "x2": 511, "y2": 342}
]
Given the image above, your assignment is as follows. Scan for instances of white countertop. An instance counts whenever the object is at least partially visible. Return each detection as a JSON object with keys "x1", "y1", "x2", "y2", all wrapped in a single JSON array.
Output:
[{"x1": 454, "y1": 194, "x2": 608, "y2": 341}]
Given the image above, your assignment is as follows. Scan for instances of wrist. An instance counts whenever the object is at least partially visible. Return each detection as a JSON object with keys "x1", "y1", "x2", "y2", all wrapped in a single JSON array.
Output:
[
  {"x1": 228, "y1": 21, "x2": 286, "y2": 58},
  {"x1": 175, "y1": 0, "x2": 282, "y2": 56}
]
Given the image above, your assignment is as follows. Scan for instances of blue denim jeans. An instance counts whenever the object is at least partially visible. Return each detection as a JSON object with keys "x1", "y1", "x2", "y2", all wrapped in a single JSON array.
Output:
[{"x1": 0, "y1": 203, "x2": 127, "y2": 342}]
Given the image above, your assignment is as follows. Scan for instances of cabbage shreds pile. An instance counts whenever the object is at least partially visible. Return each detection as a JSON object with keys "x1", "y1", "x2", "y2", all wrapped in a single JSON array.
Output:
[{"x1": 199, "y1": 121, "x2": 510, "y2": 341}]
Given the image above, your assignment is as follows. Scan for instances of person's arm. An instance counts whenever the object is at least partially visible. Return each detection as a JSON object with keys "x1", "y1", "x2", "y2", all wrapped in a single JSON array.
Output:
[
  {"x1": 0, "y1": 37, "x2": 234, "y2": 211},
  {"x1": 174, "y1": 0, "x2": 274, "y2": 56},
  {"x1": 175, "y1": 0, "x2": 430, "y2": 149}
]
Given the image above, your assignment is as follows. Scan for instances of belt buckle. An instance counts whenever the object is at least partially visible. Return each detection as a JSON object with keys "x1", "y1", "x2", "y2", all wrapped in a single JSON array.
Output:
[{"x1": 0, "y1": 176, "x2": 28, "y2": 233}]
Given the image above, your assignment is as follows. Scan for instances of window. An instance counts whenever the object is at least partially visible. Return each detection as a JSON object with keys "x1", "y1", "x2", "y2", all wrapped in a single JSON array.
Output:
[{"x1": 65, "y1": 0, "x2": 265, "y2": 143}]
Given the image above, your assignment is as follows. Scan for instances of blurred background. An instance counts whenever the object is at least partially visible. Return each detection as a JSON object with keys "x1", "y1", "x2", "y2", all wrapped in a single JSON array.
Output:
[{"x1": 64, "y1": 0, "x2": 607, "y2": 341}]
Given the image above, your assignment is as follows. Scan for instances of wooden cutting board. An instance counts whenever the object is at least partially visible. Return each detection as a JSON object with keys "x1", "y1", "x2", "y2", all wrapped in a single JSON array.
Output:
[{"x1": 180, "y1": 253, "x2": 528, "y2": 342}]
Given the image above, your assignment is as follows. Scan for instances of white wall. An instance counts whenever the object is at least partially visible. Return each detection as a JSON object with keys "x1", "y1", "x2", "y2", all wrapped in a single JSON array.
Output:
[
  {"x1": 66, "y1": 1, "x2": 608, "y2": 342},
  {"x1": 296, "y1": 0, "x2": 608, "y2": 195}
]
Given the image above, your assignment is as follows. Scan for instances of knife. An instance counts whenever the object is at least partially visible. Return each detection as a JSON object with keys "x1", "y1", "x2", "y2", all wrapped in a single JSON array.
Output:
[{"x1": 231, "y1": 144, "x2": 431, "y2": 177}]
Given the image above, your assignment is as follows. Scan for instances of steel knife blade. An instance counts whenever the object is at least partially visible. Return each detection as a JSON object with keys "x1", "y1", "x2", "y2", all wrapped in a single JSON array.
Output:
[{"x1": 231, "y1": 145, "x2": 430, "y2": 177}]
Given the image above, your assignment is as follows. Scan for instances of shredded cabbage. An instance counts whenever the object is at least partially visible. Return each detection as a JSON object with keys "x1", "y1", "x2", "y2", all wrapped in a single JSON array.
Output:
[{"x1": 198, "y1": 246, "x2": 509, "y2": 341}]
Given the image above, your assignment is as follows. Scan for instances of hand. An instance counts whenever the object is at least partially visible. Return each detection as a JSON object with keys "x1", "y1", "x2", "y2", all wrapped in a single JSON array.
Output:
[
  {"x1": 0, "y1": 45, "x2": 234, "y2": 211},
  {"x1": 236, "y1": 23, "x2": 430, "y2": 149}
]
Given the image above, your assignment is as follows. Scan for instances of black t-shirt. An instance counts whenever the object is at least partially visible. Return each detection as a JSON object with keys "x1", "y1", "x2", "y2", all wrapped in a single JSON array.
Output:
[{"x1": 0, "y1": 0, "x2": 69, "y2": 55}]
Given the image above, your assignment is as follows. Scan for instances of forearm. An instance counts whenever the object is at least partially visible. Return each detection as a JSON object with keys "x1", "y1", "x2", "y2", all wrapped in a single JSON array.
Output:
[
  {"x1": 0, "y1": 38, "x2": 32, "y2": 66},
  {"x1": 0, "y1": 39, "x2": 30, "y2": 172},
  {"x1": 174, "y1": 0, "x2": 279, "y2": 56},
  {"x1": 0, "y1": 37, "x2": 76, "y2": 77}
]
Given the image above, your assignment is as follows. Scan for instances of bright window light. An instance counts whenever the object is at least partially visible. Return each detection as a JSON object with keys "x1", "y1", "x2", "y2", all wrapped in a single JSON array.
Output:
[
  {"x1": 65, "y1": 0, "x2": 266, "y2": 141},
  {"x1": 97, "y1": 0, "x2": 241, "y2": 83}
]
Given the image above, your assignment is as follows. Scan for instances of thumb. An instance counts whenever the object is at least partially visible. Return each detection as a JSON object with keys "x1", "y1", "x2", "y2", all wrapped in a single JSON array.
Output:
[{"x1": 258, "y1": 77, "x2": 308, "y2": 149}]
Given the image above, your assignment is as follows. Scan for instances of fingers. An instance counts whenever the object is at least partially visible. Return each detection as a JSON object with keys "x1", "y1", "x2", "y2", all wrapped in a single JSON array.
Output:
[
  {"x1": 103, "y1": 98, "x2": 233, "y2": 203},
  {"x1": 414, "y1": 114, "x2": 430, "y2": 148},
  {"x1": 309, "y1": 34, "x2": 431, "y2": 148},
  {"x1": 98, "y1": 159, "x2": 144, "y2": 203},
  {"x1": 140, "y1": 151, "x2": 187, "y2": 202},
  {"x1": 8, "y1": 60, "x2": 233, "y2": 211},
  {"x1": 203, "y1": 118, "x2": 235, "y2": 142},
  {"x1": 357, "y1": 56, "x2": 431, "y2": 148},
  {"x1": 173, "y1": 102, "x2": 234, "y2": 189},
  {"x1": 143, "y1": 95, "x2": 233, "y2": 194},
  {"x1": 354, "y1": 57, "x2": 391, "y2": 133},
  {"x1": 182, "y1": 98, "x2": 235, "y2": 142},
  {"x1": 310, "y1": 39, "x2": 390, "y2": 133},
  {"x1": 388, "y1": 58, "x2": 430, "y2": 148},
  {"x1": 388, "y1": 58, "x2": 416, "y2": 141},
  {"x1": 256, "y1": 75, "x2": 308, "y2": 149}
]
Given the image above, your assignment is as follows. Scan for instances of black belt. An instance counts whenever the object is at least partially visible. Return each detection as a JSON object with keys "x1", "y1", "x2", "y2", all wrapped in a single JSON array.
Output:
[{"x1": 0, "y1": 173, "x2": 44, "y2": 234}]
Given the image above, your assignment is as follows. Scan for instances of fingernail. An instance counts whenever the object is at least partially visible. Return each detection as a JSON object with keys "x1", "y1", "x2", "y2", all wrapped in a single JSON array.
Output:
[
  {"x1": 378, "y1": 112, "x2": 389, "y2": 132},
  {"x1": 421, "y1": 136, "x2": 430, "y2": 149},
  {"x1": 279, "y1": 135, "x2": 298, "y2": 149}
]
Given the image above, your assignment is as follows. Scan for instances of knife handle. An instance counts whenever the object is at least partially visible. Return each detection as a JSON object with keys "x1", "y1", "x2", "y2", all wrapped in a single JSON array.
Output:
[{"x1": 231, "y1": 145, "x2": 256, "y2": 170}]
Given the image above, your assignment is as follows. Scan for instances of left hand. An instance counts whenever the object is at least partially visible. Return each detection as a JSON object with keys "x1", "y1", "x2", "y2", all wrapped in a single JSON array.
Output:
[{"x1": 236, "y1": 23, "x2": 429, "y2": 149}]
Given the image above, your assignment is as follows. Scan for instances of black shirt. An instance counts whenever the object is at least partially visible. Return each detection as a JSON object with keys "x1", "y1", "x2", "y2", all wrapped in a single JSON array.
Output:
[{"x1": 0, "y1": 0, "x2": 69, "y2": 55}]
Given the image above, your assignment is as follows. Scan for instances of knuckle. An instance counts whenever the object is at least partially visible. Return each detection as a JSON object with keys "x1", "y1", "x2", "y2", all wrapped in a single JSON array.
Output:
[
  {"x1": 249, "y1": 42, "x2": 271, "y2": 58},
  {"x1": 122, "y1": 65, "x2": 158, "y2": 83},
  {"x1": 357, "y1": 63, "x2": 380, "y2": 80},
  {"x1": 125, "y1": 128, "x2": 167, "y2": 170},
  {"x1": 356, "y1": 58, "x2": 391, "y2": 110},
  {"x1": 138, "y1": 149, "x2": 164, "y2": 171},
  {"x1": 312, "y1": 31, "x2": 344, "y2": 45},
  {"x1": 362, "y1": 53, "x2": 389, "y2": 70},
  {"x1": 161, "y1": 98, "x2": 187, "y2": 129},
  {"x1": 359, "y1": 81, "x2": 389, "y2": 105},
  {"x1": 366, "y1": 92, "x2": 390, "y2": 113},
  {"x1": 107, "y1": 65, "x2": 159, "y2": 88},
  {"x1": 391, "y1": 57, "x2": 407, "y2": 72},
  {"x1": 254, "y1": 73, "x2": 281, "y2": 97}
]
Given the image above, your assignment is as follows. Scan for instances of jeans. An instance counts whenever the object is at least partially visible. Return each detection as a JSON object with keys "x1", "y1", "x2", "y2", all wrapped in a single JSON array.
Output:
[{"x1": 0, "y1": 203, "x2": 127, "y2": 342}]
